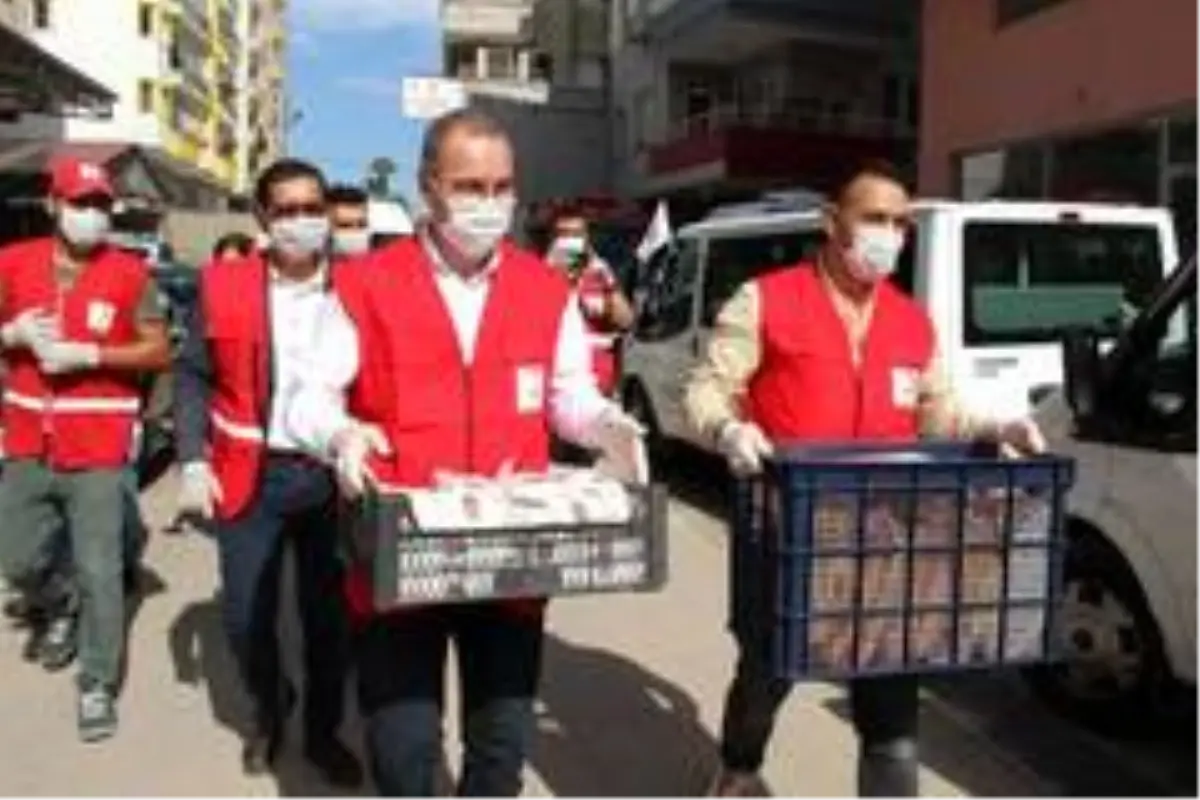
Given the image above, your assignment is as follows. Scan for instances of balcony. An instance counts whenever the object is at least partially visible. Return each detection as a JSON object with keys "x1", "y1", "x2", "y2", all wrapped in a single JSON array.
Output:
[
  {"x1": 645, "y1": 103, "x2": 915, "y2": 192},
  {"x1": 443, "y1": 0, "x2": 532, "y2": 44},
  {"x1": 635, "y1": 0, "x2": 918, "y2": 63}
]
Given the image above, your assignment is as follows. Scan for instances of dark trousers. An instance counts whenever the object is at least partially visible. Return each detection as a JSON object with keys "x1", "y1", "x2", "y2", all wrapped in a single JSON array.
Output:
[
  {"x1": 356, "y1": 603, "x2": 545, "y2": 797},
  {"x1": 720, "y1": 641, "x2": 920, "y2": 795},
  {"x1": 215, "y1": 456, "x2": 349, "y2": 740}
]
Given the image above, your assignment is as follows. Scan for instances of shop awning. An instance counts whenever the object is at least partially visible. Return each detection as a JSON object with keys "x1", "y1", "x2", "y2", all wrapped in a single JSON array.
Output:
[{"x1": 0, "y1": 23, "x2": 115, "y2": 119}]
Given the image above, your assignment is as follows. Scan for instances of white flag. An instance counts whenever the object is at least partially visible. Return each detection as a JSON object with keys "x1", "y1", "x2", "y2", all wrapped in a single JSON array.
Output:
[{"x1": 635, "y1": 200, "x2": 673, "y2": 264}]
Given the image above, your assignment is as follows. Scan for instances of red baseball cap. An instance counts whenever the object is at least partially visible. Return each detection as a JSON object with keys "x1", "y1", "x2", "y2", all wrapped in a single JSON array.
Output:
[{"x1": 48, "y1": 156, "x2": 114, "y2": 201}]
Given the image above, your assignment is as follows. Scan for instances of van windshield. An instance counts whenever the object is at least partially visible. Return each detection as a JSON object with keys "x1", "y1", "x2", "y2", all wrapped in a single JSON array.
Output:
[
  {"x1": 701, "y1": 231, "x2": 824, "y2": 325},
  {"x1": 963, "y1": 222, "x2": 1165, "y2": 345}
]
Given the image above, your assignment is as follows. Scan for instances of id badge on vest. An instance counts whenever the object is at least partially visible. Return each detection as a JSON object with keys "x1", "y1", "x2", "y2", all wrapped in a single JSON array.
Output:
[
  {"x1": 516, "y1": 365, "x2": 545, "y2": 415},
  {"x1": 891, "y1": 366, "x2": 920, "y2": 410},
  {"x1": 86, "y1": 300, "x2": 117, "y2": 336}
]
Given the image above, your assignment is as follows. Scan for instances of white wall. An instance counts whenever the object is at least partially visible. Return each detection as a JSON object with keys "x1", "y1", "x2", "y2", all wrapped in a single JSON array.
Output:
[{"x1": 0, "y1": 0, "x2": 163, "y2": 144}]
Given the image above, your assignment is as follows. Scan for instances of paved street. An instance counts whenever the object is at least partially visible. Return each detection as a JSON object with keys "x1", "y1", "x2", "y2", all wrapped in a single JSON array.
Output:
[{"x1": 0, "y1": 456, "x2": 1194, "y2": 797}]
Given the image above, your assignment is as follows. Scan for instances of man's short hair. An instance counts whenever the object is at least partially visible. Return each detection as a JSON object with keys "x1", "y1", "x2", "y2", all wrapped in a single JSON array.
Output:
[
  {"x1": 211, "y1": 231, "x2": 255, "y2": 259},
  {"x1": 254, "y1": 158, "x2": 328, "y2": 209},
  {"x1": 328, "y1": 183, "x2": 368, "y2": 207},
  {"x1": 419, "y1": 108, "x2": 510, "y2": 189},
  {"x1": 830, "y1": 159, "x2": 908, "y2": 205}
]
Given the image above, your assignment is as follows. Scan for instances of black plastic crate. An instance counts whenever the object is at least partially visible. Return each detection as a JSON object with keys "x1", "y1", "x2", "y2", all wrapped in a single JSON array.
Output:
[
  {"x1": 730, "y1": 442, "x2": 1075, "y2": 681},
  {"x1": 342, "y1": 483, "x2": 669, "y2": 611}
]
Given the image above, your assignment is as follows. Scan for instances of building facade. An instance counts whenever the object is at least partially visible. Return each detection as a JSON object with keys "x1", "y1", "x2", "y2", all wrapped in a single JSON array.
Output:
[
  {"x1": 609, "y1": 0, "x2": 921, "y2": 220},
  {"x1": 442, "y1": 0, "x2": 548, "y2": 103},
  {"x1": 920, "y1": 0, "x2": 1197, "y2": 250},
  {"x1": 0, "y1": 0, "x2": 284, "y2": 193},
  {"x1": 234, "y1": 0, "x2": 287, "y2": 193}
]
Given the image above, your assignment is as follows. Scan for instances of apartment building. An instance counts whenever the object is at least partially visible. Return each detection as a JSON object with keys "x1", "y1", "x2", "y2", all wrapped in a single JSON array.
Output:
[
  {"x1": 0, "y1": 0, "x2": 282, "y2": 196},
  {"x1": 234, "y1": 0, "x2": 287, "y2": 193},
  {"x1": 920, "y1": 0, "x2": 1196, "y2": 250},
  {"x1": 442, "y1": 0, "x2": 548, "y2": 103},
  {"x1": 609, "y1": 0, "x2": 921, "y2": 220}
]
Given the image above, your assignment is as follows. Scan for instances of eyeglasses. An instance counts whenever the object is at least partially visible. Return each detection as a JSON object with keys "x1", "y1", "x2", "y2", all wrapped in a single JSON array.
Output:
[{"x1": 268, "y1": 202, "x2": 326, "y2": 219}]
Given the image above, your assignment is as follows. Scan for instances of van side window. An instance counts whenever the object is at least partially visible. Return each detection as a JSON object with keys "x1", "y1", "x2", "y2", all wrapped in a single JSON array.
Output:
[
  {"x1": 962, "y1": 222, "x2": 1163, "y2": 345},
  {"x1": 636, "y1": 240, "x2": 701, "y2": 342},
  {"x1": 701, "y1": 232, "x2": 823, "y2": 327}
]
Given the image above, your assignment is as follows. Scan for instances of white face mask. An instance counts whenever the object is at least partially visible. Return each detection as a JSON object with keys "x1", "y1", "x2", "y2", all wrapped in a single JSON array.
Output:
[
  {"x1": 847, "y1": 224, "x2": 905, "y2": 283},
  {"x1": 59, "y1": 206, "x2": 111, "y2": 250},
  {"x1": 269, "y1": 215, "x2": 330, "y2": 258},
  {"x1": 332, "y1": 228, "x2": 371, "y2": 257},
  {"x1": 440, "y1": 194, "x2": 515, "y2": 261},
  {"x1": 548, "y1": 235, "x2": 588, "y2": 269}
]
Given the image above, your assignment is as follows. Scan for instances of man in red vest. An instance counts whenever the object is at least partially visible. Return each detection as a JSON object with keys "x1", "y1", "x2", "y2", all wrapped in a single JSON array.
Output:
[
  {"x1": 685, "y1": 160, "x2": 1045, "y2": 797},
  {"x1": 284, "y1": 109, "x2": 647, "y2": 796},
  {"x1": 172, "y1": 159, "x2": 362, "y2": 785},
  {"x1": 0, "y1": 156, "x2": 170, "y2": 742},
  {"x1": 544, "y1": 206, "x2": 636, "y2": 397}
]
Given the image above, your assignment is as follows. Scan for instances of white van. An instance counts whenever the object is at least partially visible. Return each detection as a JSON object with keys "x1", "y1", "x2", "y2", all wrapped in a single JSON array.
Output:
[
  {"x1": 1025, "y1": 254, "x2": 1196, "y2": 734},
  {"x1": 622, "y1": 199, "x2": 1180, "y2": 453}
]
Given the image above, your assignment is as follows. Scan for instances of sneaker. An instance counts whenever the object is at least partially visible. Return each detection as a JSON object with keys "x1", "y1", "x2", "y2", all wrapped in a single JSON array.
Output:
[
  {"x1": 707, "y1": 767, "x2": 766, "y2": 797},
  {"x1": 38, "y1": 612, "x2": 78, "y2": 672},
  {"x1": 78, "y1": 682, "x2": 118, "y2": 744}
]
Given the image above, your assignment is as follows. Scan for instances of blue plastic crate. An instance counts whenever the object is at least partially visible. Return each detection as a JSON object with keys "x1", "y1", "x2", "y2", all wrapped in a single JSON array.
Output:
[{"x1": 730, "y1": 442, "x2": 1075, "y2": 681}]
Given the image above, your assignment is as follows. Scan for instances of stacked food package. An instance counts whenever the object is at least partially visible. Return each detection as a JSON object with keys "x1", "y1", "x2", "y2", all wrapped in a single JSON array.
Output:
[
  {"x1": 374, "y1": 468, "x2": 659, "y2": 605},
  {"x1": 757, "y1": 484, "x2": 1055, "y2": 672}
]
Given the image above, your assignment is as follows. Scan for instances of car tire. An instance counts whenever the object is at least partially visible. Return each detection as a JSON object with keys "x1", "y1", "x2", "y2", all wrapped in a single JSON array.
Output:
[{"x1": 1023, "y1": 525, "x2": 1170, "y2": 737}]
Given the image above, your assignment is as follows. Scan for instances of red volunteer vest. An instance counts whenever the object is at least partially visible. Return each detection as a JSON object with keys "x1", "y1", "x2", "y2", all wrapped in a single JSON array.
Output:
[
  {"x1": 0, "y1": 238, "x2": 146, "y2": 469},
  {"x1": 201, "y1": 254, "x2": 274, "y2": 520},
  {"x1": 336, "y1": 237, "x2": 571, "y2": 619},
  {"x1": 746, "y1": 265, "x2": 935, "y2": 443},
  {"x1": 576, "y1": 266, "x2": 618, "y2": 396}
]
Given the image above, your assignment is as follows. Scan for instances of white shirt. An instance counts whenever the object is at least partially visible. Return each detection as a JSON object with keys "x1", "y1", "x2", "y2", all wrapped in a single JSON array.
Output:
[
  {"x1": 266, "y1": 264, "x2": 331, "y2": 451},
  {"x1": 285, "y1": 236, "x2": 612, "y2": 459}
]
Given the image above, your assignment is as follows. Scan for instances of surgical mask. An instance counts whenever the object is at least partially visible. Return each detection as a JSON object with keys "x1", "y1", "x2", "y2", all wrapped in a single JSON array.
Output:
[
  {"x1": 548, "y1": 235, "x2": 588, "y2": 272},
  {"x1": 269, "y1": 215, "x2": 330, "y2": 258},
  {"x1": 440, "y1": 194, "x2": 515, "y2": 261},
  {"x1": 58, "y1": 206, "x2": 111, "y2": 250},
  {"x1": 332, "y1": 228, "x2": 371, "y2": 257},
  {"x1": 847, "y1": 224, "x2": 905, "y2": 282}
]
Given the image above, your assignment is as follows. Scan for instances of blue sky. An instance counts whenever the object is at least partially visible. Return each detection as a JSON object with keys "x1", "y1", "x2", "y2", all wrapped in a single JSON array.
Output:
[{"x1": 286, "y1": 0, "x2": 441, "y2": 200}]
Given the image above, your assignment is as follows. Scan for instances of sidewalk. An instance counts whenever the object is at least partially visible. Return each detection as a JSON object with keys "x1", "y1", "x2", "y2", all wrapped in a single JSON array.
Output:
[{"x1": 0, "y1": 471, "x2": 1054, "y2": 796}]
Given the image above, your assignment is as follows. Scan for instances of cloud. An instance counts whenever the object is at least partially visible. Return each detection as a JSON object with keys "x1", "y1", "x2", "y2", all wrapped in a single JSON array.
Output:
[
  {"x1": 336, "y1": 76, "x2": 401, "y2": 99},
  {"x1": 293, "y1": 0, "x2": 439, "y2": 32}
]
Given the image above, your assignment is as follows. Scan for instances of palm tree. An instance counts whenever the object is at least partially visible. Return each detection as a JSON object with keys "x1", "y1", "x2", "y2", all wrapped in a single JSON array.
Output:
[{"x1": 366, "y1": 156, "x2": 397, "y2": 199}]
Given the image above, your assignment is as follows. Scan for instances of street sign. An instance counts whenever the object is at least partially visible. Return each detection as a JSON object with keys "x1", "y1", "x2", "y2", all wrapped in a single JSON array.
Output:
[{"x1": 401, "y1": 77, "x2": 468, "y2": 120}]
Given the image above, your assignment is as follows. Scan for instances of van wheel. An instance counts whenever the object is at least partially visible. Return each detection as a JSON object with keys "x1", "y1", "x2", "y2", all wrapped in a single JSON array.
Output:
[
  {"x1": 1023, "y1": 528, "x2": 1169, "y2": 737},
  {"x1": 622, "y1": 381, "x2": 667, "y2": 464}
]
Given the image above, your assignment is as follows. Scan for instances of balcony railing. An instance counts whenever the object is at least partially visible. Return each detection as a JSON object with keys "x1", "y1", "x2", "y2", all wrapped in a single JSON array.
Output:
[{"x1": 663, "y1": 102, "x2": 915, "y2": 144}]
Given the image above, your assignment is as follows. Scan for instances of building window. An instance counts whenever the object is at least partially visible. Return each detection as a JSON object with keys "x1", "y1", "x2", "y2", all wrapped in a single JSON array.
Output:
[
  {"x1": 1050, "y1": 123, "x2": 1159, "y2": 205},
  {"x1": 138, "y1": 3, "x2": 153, "y2": 36},
  {"x1": 996, "y1": 0, "x2": 1070, "y2": 27},
  {"x1": 138, "y1": 80, "x2": 155, "y2": 114},
  {"x1": 33, "y1": 0, "x2": 50, "y2": 28},
  {"x1": 958, "y1": 143, "x2": 1047, "y2": 200}
]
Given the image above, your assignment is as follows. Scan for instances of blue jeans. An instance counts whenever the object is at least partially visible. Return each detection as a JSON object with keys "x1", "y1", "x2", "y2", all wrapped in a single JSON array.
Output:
[
  {"x1": 356, "y1": 603, "x2": 545, "y2": 797},
  {"x1": 214, "y1": 456, "x2": 349, "y2": 737}
]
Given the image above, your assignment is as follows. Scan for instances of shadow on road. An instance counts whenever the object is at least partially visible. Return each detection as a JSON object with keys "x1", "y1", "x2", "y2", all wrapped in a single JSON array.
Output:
[
  {"x1": 819, "y1": 672, "x2": 1197, "y2": 797},
  {"x1": 167, "y1": 592, "x2": 373, "y2": 797},
  {"x1": 531, "y1": 631, "x2": 729, "y2": 797}
]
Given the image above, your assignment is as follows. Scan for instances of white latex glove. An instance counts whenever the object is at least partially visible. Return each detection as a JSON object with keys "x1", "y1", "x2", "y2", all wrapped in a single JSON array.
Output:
[
  {"x1": 330, "y1": 422, "x2": 392, "y2": 498},
  {"x1": 38, "y1": 340, "x2": 100, "y2": 375},
  {"x1": 718, "y1": 420, "x2": 774, "y2": 477},
  {"x1": 996, "y1": 418, "x2": 1047, "y2": 458},
  {"x1": 177, "y1": 461, "x2": 223, "y2": 519},
  {"x1": 591, "y1": 406, "x2": 649, "y2": 486},
  {"x1": 0, "y1": 308, "x2": 58, "y2": 351}
]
